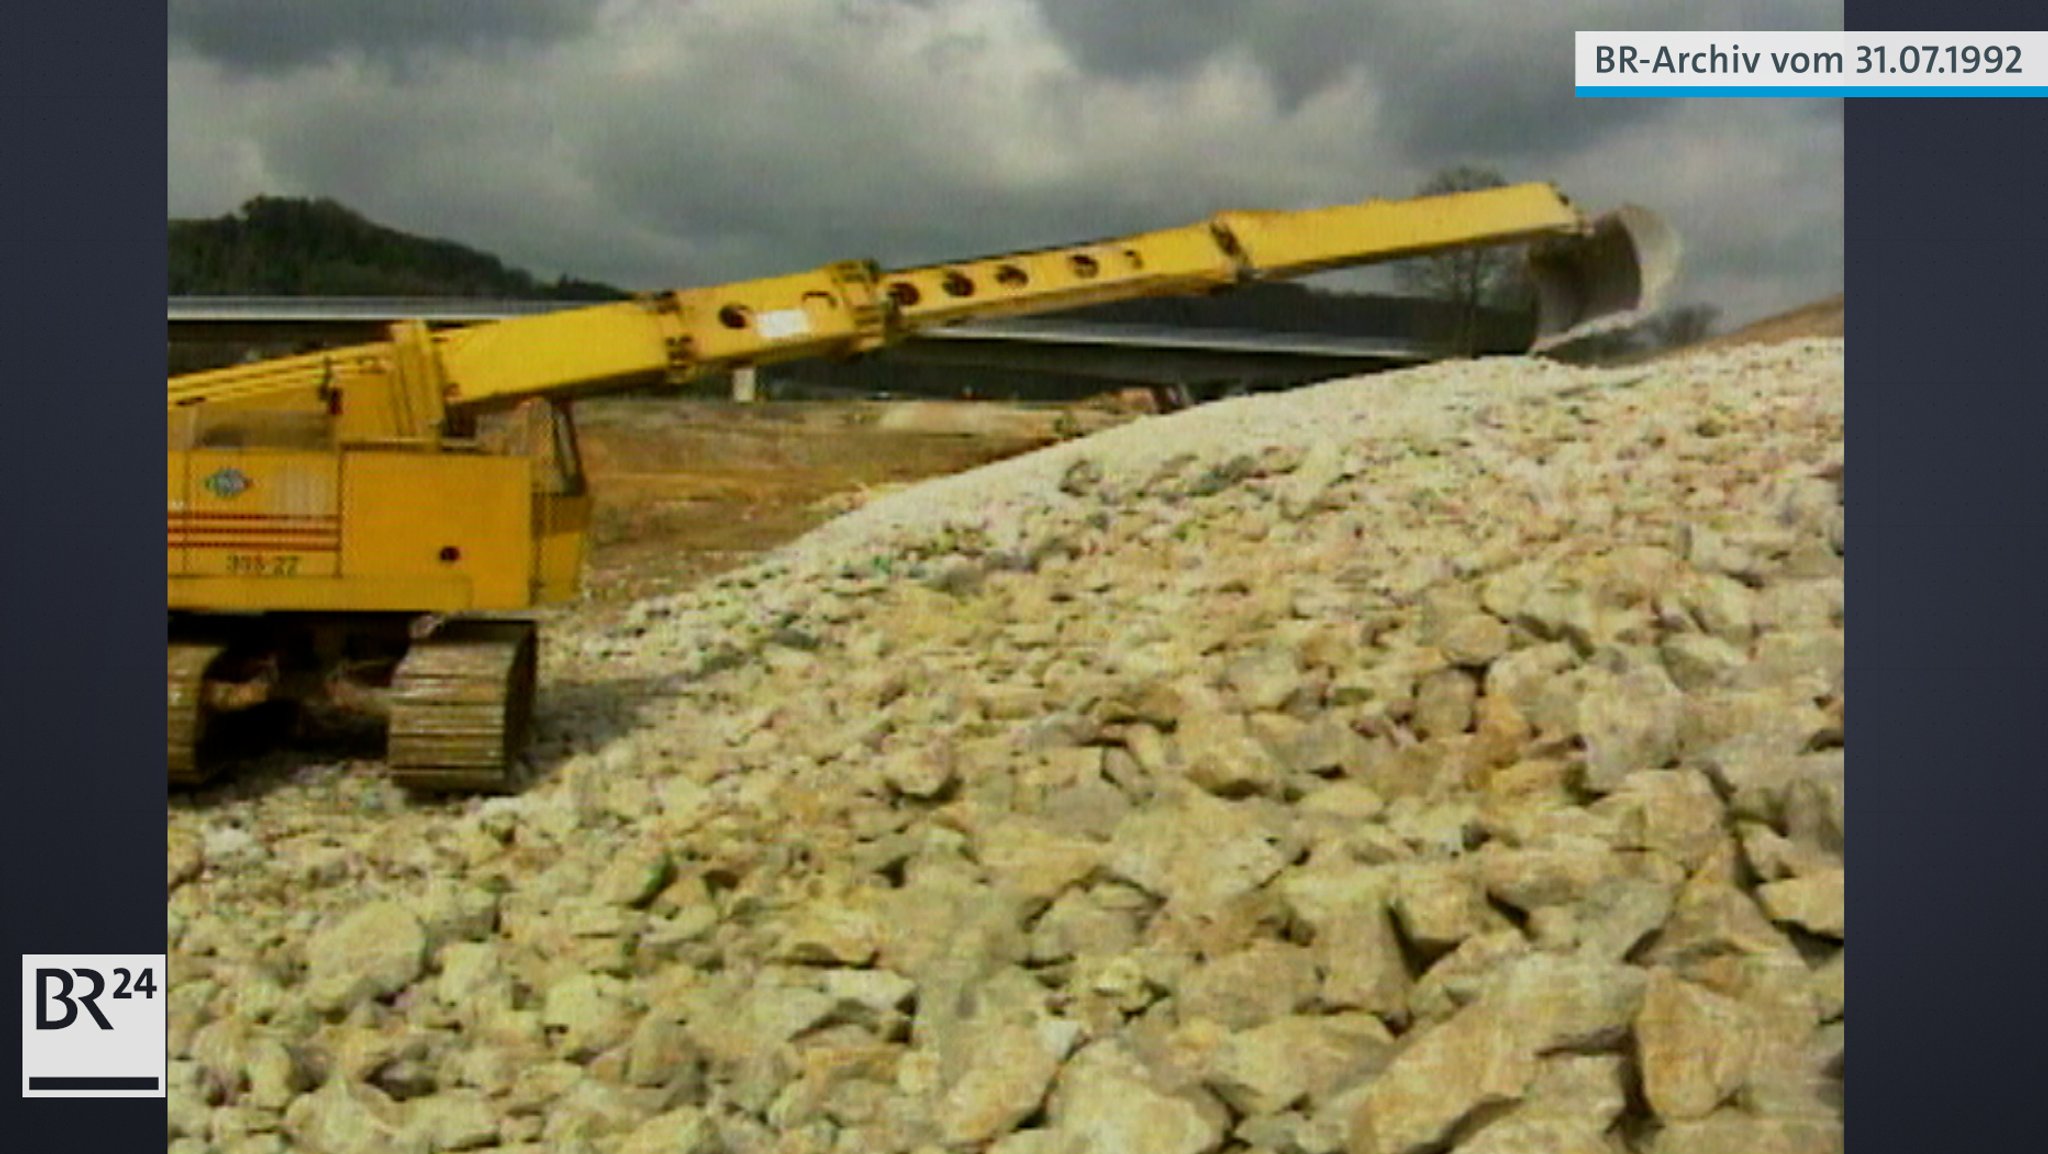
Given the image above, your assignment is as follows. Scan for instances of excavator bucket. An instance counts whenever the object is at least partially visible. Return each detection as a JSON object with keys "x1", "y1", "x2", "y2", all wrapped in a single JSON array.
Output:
[{"x1": 1526, "y1": 205, "x2": 1681, "y2": 350}]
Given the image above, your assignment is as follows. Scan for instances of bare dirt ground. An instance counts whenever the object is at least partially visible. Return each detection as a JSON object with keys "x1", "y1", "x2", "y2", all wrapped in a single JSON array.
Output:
[{"x1": 572, "y1": 397, "x2": 1133, "y2": 615}]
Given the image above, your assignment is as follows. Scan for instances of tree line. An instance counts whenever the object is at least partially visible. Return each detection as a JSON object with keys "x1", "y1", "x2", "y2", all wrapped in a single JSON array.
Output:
[{"x1": 170, "y1": 196, "x2": 627, "y2": 300}]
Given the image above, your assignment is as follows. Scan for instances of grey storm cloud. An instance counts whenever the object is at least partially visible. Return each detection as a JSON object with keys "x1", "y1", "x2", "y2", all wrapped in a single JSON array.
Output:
[
  {"x1": 167, "y1": 0, "x2": 594, "y2": 74},
  {"x1": 1035, "y1": 0, "x2": 1366, "y2": 110},
  {"x1": 1037, "y1": 0, "x2": 1843, "y2": 163},
  {"x1": 167, "y1": 0, "x2": 1845, "y2": 328}
]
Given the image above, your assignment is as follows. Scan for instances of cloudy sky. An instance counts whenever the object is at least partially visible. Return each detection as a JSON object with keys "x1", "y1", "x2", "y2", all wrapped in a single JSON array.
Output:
[{"x1": 168, "y1": 0, "x2": 1843, "y2": 328}]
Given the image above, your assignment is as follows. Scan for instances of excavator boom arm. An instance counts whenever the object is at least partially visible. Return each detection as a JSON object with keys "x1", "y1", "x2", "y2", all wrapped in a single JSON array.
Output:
[{"x1": 167, "y1": 182, "x2": 1671, "y2": 430}]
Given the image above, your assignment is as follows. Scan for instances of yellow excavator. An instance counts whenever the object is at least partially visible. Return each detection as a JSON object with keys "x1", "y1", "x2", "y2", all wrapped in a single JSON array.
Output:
[{"x1": 167, "y1": 182, "x2": 1676, "y2": 789}]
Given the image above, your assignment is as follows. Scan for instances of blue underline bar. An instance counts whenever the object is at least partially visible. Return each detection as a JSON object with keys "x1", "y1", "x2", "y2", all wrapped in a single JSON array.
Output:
[{"x1": 1579, "y1": 86, "x2": 2048, "y2": 97}]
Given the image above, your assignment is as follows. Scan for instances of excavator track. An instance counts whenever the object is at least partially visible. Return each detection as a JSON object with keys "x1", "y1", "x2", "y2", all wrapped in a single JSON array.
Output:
[
  {"x1": 168, "y1": 641, "x2": 228, "y2": 785},
  {"x1": 386, "y1": 619, "x2": 537, "y2": 793}
]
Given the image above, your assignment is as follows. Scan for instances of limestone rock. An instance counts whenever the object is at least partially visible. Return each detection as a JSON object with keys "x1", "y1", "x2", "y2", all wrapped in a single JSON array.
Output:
[
  {"x1": 1756, "y1": 870, "x2": 1845, "y2": 939},
  {"x1": 937, "y1": 1023, "x2": 1069, "y2": 1145},
  {"x1": 1108, "y1": 791, "x2": 1290, "y2": 912},
  {"x1": 404, "y1": 1090, "x2": 499, "y2": 1152},
  {"x1": 1522, "y1": 1054, "x2": 1629, "y2": 1122},
  {"x1": 1178, "y1": 708, "x2": 1286, "y2": 797},
  {"x1": 1409, "y1": 929, "x2": 1529, "y2": 1023},
  {"x1": 1591, "y1": 770, "x2": 1726, "y2": 870},
  {"x1": 1438, "y1": 613, "x2": 1512, "y2": 669},
  {"x1": 1391, "y1": 864, "x2": 1497, "y2": 956},
  {"x1": 1811, "y1": 951, "x2": 1844, "y2": 1022},
  {"x1": 169, "y1": 828, "x2": 205, "y2": 892},
  {"x1": 1489, "y1": 953, "x2": 1648, "y2": 1053},
  {"x1": 592, "y1": 843, "x2": 675, "y2": 908},
  {"x1": 1660, "y1": 633, "x2": 1749, "y2": 692},
  {"x1": 1476, "y1": 843, "x2": 1623, "y2": 913},
  {"x1": 1458, "y1": 1119, "x2": 1622, "y2": 1153},
  {"x1": 1205, "y1": 1014, "x2": 1393, "y2": 1118},
  {"x1": 1175, "y1": 941, "x2": 1319, "y2": 1030},
  {"x1": 1046, "y1": 1040, "x2": 1227, "y2": 1154},
  {"x1": 1636, "y1": 968, "x2": 1760, "y2": 1122},
  {"x1": 1644, "y1": 1111, "x2": 1843, "y2": 1154},
  {"x1": 774, "y1": 898, "x2": 885, "y2": 966},
  {"x1": 882, "y1": 745, "x2": 959, "y2": 799},
  {"x1": 1576, "y1": 666, "x2": 1684, "y2": 792},
  {"x1": 1224, "y1": 645, "x2": 1308, "y2": 714},
  {"x1": 540, "y1": 973, "x2": 637, "y2": 1059},
  {"x1": 1345, "y1": 1000, "x2": 1535, "y2": 1154},
  {"x1": 977, "y1": 820, "x2": 1106, "y2": 906},
  {"x1": 616, "y1": 1107, "x2": 720, "y2": 1154},
  {"x1": 303, "y1": 902, "x2": 429, "y2": 1013},
  {"x1": 281, "y1": 1080, "x2": 420, "y2": 1154},
  {"x1": 1412, "y1": 670, "x2": 1478, "y2": 740}
]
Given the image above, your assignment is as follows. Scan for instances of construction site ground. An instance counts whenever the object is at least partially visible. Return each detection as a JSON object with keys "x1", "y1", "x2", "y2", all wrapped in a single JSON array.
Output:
[
  {"x1": 577, "y1": 296, "x2": 1843, "y2": 613},
  {"x1": 165, "y1": 294, "x2": 1846, "y2": 1154},
  {"x1": 572, "y1": 398, "x2": 1139, "y2": 616}
]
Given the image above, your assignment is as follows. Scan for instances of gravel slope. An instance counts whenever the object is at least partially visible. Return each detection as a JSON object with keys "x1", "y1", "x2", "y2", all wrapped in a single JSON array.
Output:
[{"x1": 167, "y1": 339, "x2": 1846, "y2": 1154}]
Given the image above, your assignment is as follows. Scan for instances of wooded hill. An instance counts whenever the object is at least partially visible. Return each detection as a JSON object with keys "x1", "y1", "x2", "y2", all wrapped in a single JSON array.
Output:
[{"x1": 169, "y1": 197, "x2": 628, "y2": 300}]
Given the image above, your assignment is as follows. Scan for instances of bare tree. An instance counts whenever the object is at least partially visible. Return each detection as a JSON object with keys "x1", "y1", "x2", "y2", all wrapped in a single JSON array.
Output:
[{"x1": 1393, "y1": 165, "x2": 1536, "y2": 355}]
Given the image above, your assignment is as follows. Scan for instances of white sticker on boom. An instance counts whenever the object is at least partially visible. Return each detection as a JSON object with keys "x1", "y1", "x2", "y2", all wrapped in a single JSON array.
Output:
[{"x1": 755, "y1": 308, "x2": 812, "y2": 341}]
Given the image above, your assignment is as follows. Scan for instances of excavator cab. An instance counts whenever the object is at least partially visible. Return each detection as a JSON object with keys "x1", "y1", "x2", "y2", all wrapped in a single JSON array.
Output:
[
  {"x1": 471, "y1": 397, "x2": 593, "y2": 604},
  {"x1": 516, "y1": 398, "x2": 593, "y2": 605}
]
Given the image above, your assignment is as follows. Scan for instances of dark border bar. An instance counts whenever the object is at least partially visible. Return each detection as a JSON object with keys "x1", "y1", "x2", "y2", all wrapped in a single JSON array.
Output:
[
  {"x1": 26, "y1": 1077, "x2": 161, "y2": 1092},
  {"x1": 1850, "y1": 0, "x2": 2048, "y2": 1148},
  {"x1": 1, "y1": 3, "x2": 165, "y2": 1146}
]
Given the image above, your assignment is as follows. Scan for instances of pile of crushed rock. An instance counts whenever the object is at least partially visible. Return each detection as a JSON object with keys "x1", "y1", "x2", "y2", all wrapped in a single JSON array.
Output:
[{"x1": 166, "y1": 339, "x2": 1846, "y2": 1154}]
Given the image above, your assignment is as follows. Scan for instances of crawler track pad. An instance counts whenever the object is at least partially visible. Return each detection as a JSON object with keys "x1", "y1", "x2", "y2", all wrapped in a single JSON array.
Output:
[
  {"x1": 387, "y1": 620, "x2": 537, "y2": 792},
  {"x1": 169, "y1": 641, "x2": 228, "y2": 785}
]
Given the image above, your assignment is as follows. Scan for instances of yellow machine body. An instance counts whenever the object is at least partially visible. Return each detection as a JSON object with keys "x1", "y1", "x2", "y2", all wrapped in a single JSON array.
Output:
[
  {"x1": 169, "y1": 400, "x2": 590, "y2": 615},
  {"x1": 166, "y1": 183, "x2": 1676, "y2": 788}
]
